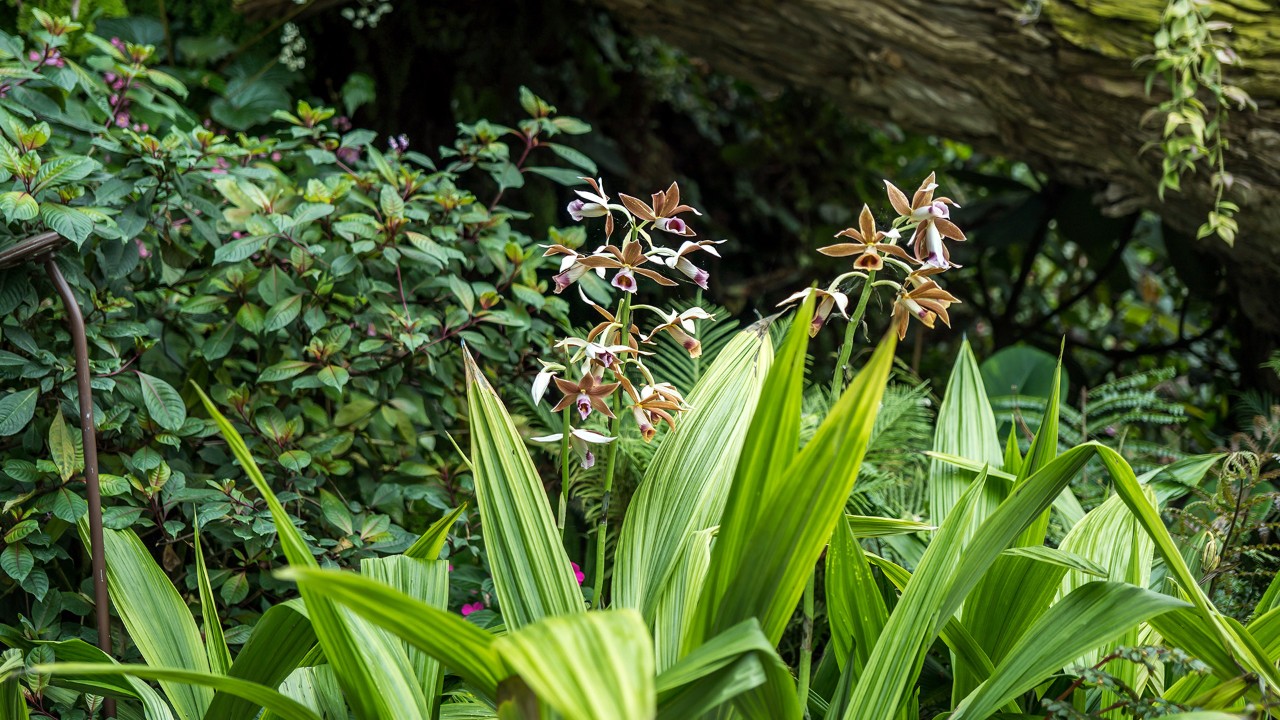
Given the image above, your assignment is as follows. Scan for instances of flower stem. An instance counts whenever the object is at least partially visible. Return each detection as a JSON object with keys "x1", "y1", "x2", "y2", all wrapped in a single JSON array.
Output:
[
  {"x1": 557, "y1": 406, "x2": 572, "y2": 541},
  {"x1": 591, "y1": 292, "x2": 632, "y2": 608},
  {"x1": 830, "y1": 270, "x2": 877, "y2": 397}
]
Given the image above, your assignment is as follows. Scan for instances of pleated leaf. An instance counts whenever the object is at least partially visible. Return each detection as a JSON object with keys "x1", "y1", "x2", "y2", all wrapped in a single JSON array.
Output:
[
  {"x1": 205, "y1": 599, "x2": 317, "y2": 720},
  {"x1": 841, "y1": 442, "x2": 1100, "y2": 719},
  {"x1": 264, "y1": 666, "x2": 346, "y2": 720},
  {"x1": 1097, "y1": 444, "x2": 1280, "y2": 688},
  {"x1": 613, "y1": 325, "x2": 773, "y2": 622},
  {"x1": 18, "y1": 639, "x2": 176, "y2": 720},
  {"x1": 696, "y1": 325, "x2": 897, "y2": 647},
  {"x1": 78, "y1": 519, "x2": 212, "y2": 720},
  {"x1": 652, "y1": 528, "x2": 714, "y2": 672},
  {"x1": 654, "y1": 619, "x2": 793, "y2": 719},
  {"x1": 825, "y1": 514, "x2": 889, "y2": 676},
  {"x1": 282, "y1": 566, "x2": 505, "y2": 695},
  {"x1": 928, "y1": 339, "x2": 1003, "y2": 525},
  {"x1": 950, "y1": 581, "x2": 1190, "y2": 719},
  {"x1": 35, "y1": 664, "x2": 322, "y2": 720},
  {"x1": 194, "y1": 385, "x2": 430, "y2": 720},
  {"x1": 844, "y1": 515, "x2": 934, "y2": 538},
  {"x1": 360, "y1": 555, "x2": 449, "y2": 708},
  {"x1": 1, "y1": 650, "x2": 29, "y2": 720},
  {"x1": 463, "y1": 350, "x2": 581, "y2": 628},
  {"x1": 494, "y1": 609, "x2": 654, "y2": 720}
]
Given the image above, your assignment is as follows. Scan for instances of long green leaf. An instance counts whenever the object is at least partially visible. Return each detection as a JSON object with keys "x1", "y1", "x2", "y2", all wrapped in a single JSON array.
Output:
[
  {"x1": 193, "y1": 385, "x2": 430, "y2": 720},
  {"x1": 404, "y1": 504, "x2": 467, "y2": 560},
  {"x1": 825, "y1": 514, "x2": 888, "y2": 676},
  {"x1": 361, "y1": 555, "x2": 449, "y2": 709},
  {"x1": 613, "y1": 326, "x2": 773, "y2": 625},
  {"x1": 654, "y1": 620, "x2": 780, "y2": 719},
  {"x1": 696, "y1": 326, "x2": 897, "y2": 647},
  {"x1": 463, "y1": 351, "x2": 581, "y2": 628},
  {"x1": 1097, "y1": 443, "x2": 1280, "y2": 688},
  {"x1": 20, "y1": 639, "x2": 175, "y2": 720},
  {"x1": 928, "y1": 339, "x2": 1003, "y2": 525},
  {"x1": 281, "y1": 566, "x2": 505, "y2": 695},
  {"x1": 494, "y1": 609, "x2": 654, "y2": 720},
  {"x1": 37, "y1": 664, "x2": 322, "y2": 720},
  {"x1": 78, "y1": 519, "x2": 212, "y2": 720},
  {"x1": 950, "y1": 581, "x2": 1190, "y2": 719},
  {"x1": 193, "y1": 524, "x2": 232, "y2": 676},
  {"x1": 263, "y1": 666, "x2": 346, "y2": 720},
  {"x1": 205, "y1": 600, "x2": 317, "y2": 720},
  {"x1": 1, "y1": 650, "x2": 28, "y2": 720},
  {"x1": 843, "y1": 442, "x2": 1099, "y2": 719},
  {"x1": 652, "y1": 528, "x2": 714, "y2": 672},
  {"x1": 844, "y1": 515, "x2": 934, "y2": 538}
]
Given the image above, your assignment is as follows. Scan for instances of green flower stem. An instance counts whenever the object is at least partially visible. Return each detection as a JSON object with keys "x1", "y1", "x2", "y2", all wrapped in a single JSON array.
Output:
[
  {"x1": 557, "y1": 406, "x2": 572, "y2": 542},
  {"x1": 830, "y1": 270, "x2": 878, "y2": 397},
  {"x1": 799, "y1": 270, "x2": 879, "y2": 708},
  {"x1": 591, "y1": 291, "x2": 632, "y2": 608}
]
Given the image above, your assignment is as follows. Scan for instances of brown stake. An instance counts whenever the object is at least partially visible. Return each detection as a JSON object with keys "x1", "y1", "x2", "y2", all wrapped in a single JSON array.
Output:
[{"x1": 2, "y1": 233, "x2": 114, "y2": 716}]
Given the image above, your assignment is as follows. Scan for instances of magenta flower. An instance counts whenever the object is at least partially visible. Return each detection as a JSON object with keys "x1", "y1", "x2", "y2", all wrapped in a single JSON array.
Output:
[
  {"x1": 571, "y1": 562, "x2": 585, "y2": 585},
  {"x1": 461, "y1": 602, "x2": 484, "y2": 617},
  {"x1": 135, "y1": 239, "x2": 150, "y2": 259}
]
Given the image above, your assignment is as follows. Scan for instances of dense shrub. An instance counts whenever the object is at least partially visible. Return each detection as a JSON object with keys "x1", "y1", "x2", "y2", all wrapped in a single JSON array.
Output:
[{"x1": 0, "y1": 10, "x2": 593, "y2": 632}]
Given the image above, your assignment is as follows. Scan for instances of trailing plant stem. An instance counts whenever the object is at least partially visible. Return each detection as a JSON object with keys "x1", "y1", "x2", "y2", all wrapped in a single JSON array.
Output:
[{"x1": 592, "y1": 292, "x2": 633, "y2": 608}]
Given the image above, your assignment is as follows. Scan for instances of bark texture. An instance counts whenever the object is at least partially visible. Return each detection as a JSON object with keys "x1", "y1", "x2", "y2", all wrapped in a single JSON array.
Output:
[{"x1": 597, "y1": 0, "x2": 1280, "y2": 331}]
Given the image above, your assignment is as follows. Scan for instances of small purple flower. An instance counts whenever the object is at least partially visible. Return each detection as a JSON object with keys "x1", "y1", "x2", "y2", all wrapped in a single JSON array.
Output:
[
  {"x1": 461, "y1": 602, "x2": 484, "y2": 617},
  {"x1": 336, "y1": 146, "x2": 360, "y2": 165},
  {"x1": 388, "y1": 134, "x2": 409, "y2": 153},
  {"x1": 611, "y1": 268, "x2": 638, "y2": 294},
  {"x1": 581, "y1": 450, "x2": 596, "y2": 469},
  {"x1": 115, "y1": 112, "x2": 130, "y2": 128},
  {"x1": 553, "y1": 264, "x2": 588, "y2": 294},
  {"x1": 567, "y1": 198, "x2": 608, "y2": 222},
  {"x1": 333, "y1": 116, "x2": 352, "y2": 131}
]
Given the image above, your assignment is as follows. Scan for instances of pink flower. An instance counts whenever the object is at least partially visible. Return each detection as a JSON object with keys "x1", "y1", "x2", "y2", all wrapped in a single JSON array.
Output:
[
  {"x1": 28, "y1": 51, "x2": 40, "y2": 62},
  {"x1": 656, "y1": 217, "x2": 687, "y2": 234},
  {"x1": 115, "y1": 112, "x2": 130, "y2": 128},
  {"x1": 571, "y1": 562, "x2": 584, "y2": 585},
  {"x1": 135, "y1": 239, "x2": 150, "y2": 259},
  {"x1": 271, "y1": 152, "x2": 282, "y2": 161},
  {"x1": 461, "y1": 602, "x2": 484, "y2": 617},
  {"x1": 336, "y1": 147, "x2": 360, "y2": 165}
]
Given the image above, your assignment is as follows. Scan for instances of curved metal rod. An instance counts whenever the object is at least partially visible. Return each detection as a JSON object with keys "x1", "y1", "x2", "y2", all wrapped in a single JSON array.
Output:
[
  {"x1": 43, "y1": 255, "x2": 114, "y2": 718},
  {"x1": 0, "y1": 231, "x2": 62, "y2": 270}
]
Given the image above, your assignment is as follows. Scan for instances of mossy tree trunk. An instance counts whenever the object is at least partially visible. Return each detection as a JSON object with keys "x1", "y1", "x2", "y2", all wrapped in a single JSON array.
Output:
[{"x1": 597, "y1": 0, "x2": 1280, "y2": 334}]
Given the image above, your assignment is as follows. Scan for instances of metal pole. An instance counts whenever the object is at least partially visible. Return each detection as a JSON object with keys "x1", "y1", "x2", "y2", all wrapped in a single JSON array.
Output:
[{"x1": 1, "y1": 233, "x2": 114, "y2": 717}]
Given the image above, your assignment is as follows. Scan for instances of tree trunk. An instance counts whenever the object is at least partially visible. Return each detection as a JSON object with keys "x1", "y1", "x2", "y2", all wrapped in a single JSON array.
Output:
[{"x1": 596, "y1": 0, "x2": 1280, "y2": 334}]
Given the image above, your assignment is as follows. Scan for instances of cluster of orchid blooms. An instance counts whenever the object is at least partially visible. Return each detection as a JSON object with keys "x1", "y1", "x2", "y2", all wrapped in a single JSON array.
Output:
[
  {"x1": 779, "y1": 172, "x2": 965, "y2": 340},
  {"x1": 530, "y1": 178, "x2": 719, "y2": 469}
]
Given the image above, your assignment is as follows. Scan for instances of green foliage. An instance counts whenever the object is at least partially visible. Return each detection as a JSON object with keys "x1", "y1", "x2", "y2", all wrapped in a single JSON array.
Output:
[{"x1": 0, "y1": 9, "x2": 594, "y2": 684}]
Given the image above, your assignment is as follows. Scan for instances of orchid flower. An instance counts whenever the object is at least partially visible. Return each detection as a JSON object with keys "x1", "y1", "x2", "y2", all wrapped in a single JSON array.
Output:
[
  {"x1": 891, "y1": 274, "x2": 961, "y2": 340},
  {"x1": 617, "y1": 181, "x2": 703, "y2": 237},
  {"x1": 778, "y1": 287, "x2": 850, "y2": 337},
  {"x1": 531, "y1": 359, "x2": 565, "y2": 405},
  {"x1": 650, "y1": 239, "x2": 724, "y2": 289},
  {"x1": 551, "y1": 373, "x2": 620, "y2": 420},
  {"x1": 884, "y1": 173, "x2": 966, "y2": 270},
  {"x1": 818, "y1": 204, "x2": 913, "y2": 273},
  {"x1": 643, "y1": 306, "x2": 714, "y2": 357},
  {"x1": 578, "y1": 240, "x2": 677, "y2": 294},
  {"x1": 566, "y1": 177, "x2": 619, "y2": 239},
  {"x1": 530, "y1": 427, "x2": 617, "y2": 469}
]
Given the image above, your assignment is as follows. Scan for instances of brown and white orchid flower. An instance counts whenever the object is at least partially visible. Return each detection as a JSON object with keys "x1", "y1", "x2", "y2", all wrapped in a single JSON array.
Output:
[
  {"x1": 891, "y1": 277, "x2": 961, "y2": 340},
  {"x1": 578, "y1": 240, "x2": 677, "y2": 294},
  {"x1": 566, "y1": 177, "x2": 618, "y2": 239},
  {"x1": 651, "y1": 239, "x2": 725, "y2": 289},
  {"x1": 551, "y1": 373, "x2": 620, "y2": 421},
  {"x1": 778, "y1": 287, "x2": 850, "y2": 337},
  {"x1": 555, "y1": 337, "x2": 644, "y2": 372},
  {"x1": 622, "y1": 382, "x2": 685, "y2": 441},
  {"x1": 884, "y1": 173, "x2": 966, "y2": 270},
  {"x1": 530, "y1": 427, "x2": 616, "y2": 469},
  {"x1": 818, "y1": 204, "x2": 913, "y2": 273},
  {"x1": 643, "y1": 307, "x2": 714, "y2": 357},
  {"x1": 618, "y1": 181, "x2": 703, "y2": 236},
  {"x1": 578, "y1": 288, "x2": 642, "y2": 350},
  {"x1": 531, "y1": 359, "x2": 565, "y2": 406},
  {"x1": 542, "y1": 243, "x2": 605, "y2": 294}
]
